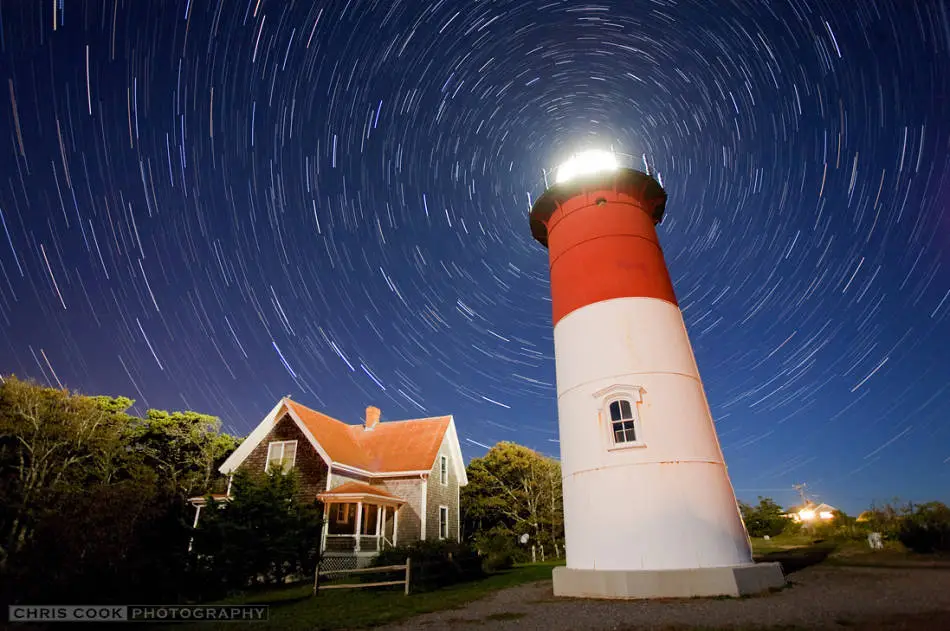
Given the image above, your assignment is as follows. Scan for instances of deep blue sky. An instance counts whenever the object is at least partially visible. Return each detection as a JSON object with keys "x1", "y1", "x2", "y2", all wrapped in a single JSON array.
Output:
[{"x1": 0, "y1": 0, "x2": 948, "y2": 515}]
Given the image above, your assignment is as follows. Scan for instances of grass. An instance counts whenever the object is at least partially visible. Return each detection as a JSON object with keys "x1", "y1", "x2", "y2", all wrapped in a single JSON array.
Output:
[
  {"x1": 749, "y1": 532, "x2": 814, "y2": 556},
  {"x1": 824, "y1": 542, "x2": 950, "y2": 569},
  {"x1": 155, "y1": 560, "x2": 564, "y2": 631},
  {"x1": 750, "y1": 532, "x2": 950, "y2": 573}
]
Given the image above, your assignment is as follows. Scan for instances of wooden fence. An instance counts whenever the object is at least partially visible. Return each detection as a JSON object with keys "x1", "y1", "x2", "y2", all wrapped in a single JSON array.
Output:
[{"x1": 313, "y1": 557, "x2": 411, "y2": 596}]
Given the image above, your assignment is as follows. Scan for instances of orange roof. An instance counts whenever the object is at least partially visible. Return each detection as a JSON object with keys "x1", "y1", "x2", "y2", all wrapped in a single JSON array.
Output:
[
  {"x1": 284, "y1": 399, "x2": 450, "y2": 473},
  {"x1": 317, "y1": 481, "x2": 404, "y2": 503}
]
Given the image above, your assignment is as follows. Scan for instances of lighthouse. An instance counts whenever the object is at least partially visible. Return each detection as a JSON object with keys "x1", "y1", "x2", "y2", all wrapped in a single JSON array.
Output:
[{"x1": 530, "y1": 150, "x2": 785, "y2": 599}]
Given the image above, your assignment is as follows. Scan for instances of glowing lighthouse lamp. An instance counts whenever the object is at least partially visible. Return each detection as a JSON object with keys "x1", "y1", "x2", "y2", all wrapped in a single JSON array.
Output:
[{"x1": 530, "y1": 150, "x2": 785, "y2": 599}]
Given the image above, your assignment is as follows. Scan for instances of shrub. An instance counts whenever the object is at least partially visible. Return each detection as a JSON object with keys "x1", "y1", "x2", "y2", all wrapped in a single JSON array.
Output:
[
  {"x1": 897, "y1": 502, "x2": 950, "y2": 554},
  {"x1": 740, "y1": 497, "x2": 790, "y2": 538},
  {"x1": 809, "y1": 510, "x2": 868, "y2": 542},
  {"x1": 371, "y1": 540, "x2": 483, "y2": 592},
  {"x1": 478, "y1": 532, "x2": 516, "y2": 572},
  {"x1": 782, "y1": 519, "x2": 804, "y2": 536},
  {"x1": 861, "y1": 501, "x2": 914, "y2": 540},
  {"x1": 189, "y1": 470, "x2": 323, "y2": 599}
]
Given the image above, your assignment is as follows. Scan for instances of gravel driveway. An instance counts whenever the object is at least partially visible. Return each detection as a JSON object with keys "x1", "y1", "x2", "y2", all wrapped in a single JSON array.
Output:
[{"x1": 376, "y1": 565, "x2": 950, "y2": 630}]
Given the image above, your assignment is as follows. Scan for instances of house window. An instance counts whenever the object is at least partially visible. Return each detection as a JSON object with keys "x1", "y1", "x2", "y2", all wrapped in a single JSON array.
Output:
[
  {"x1": 439, "y1": 506, "x2": 449, "y2": 540},
  {"x1": 609, "y1": 399, "x2": 637, "y2": 444},
  {"x1": 265, "y1": 440, "x2": 297, "y2": 472},
  {"x1": 440, "y1": 455, "x2": 448, "y2": 485},
  {"x1": 335, "y1": 503, "x2": 350, "y2": 523}
]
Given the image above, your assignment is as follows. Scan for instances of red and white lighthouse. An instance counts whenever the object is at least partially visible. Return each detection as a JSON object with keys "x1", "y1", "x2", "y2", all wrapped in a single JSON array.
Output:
[{"x1": 530, "y1": 151, "x2": 784, "y2": 599}]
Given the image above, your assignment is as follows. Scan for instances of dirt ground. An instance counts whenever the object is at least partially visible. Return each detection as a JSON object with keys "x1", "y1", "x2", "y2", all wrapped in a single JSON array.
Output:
[{"x1": 375, "y1": 564, "x2": 950, "y2": 630}]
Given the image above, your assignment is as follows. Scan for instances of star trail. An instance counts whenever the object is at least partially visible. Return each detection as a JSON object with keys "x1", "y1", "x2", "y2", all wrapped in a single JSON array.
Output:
[{"x1": 0, "y1": 0, "x2": 948, "y2": 512}]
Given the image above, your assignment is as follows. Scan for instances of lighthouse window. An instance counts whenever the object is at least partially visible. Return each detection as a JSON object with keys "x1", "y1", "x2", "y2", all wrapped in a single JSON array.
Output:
[{"x1": 609, "y1": 400, "x2": 637, "y2": 444}]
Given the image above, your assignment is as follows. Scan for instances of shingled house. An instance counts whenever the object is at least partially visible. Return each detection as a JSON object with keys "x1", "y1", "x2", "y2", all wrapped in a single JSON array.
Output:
[{"x1": 192, "y1": 397, "x2": 467, "y2": 568}]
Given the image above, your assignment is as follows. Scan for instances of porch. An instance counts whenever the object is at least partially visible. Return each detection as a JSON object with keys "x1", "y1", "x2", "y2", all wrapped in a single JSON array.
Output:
[{"x1": 318, "y1": 482, "x2": 405, "y2": 560}]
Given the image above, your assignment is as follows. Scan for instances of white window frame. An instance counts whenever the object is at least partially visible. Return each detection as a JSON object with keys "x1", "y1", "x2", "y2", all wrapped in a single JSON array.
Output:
[
  {"x1": 439, "y1": 455, "x2": 448, "y2": 485},
  {"x1": 264, "y1": 440, "x2": 298, "y2": 473},
  {"x1": 593, "y1": 384, "x2": 646, "y2": 451},
  {"x1": 438, "y1": 505, "x2": 449, "y2": 540}
]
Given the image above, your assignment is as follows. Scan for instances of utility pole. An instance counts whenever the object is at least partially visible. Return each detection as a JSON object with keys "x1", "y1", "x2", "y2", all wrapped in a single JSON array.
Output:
[{"x1": 793, "y1": 483, "x2": 809, "y2": 507}]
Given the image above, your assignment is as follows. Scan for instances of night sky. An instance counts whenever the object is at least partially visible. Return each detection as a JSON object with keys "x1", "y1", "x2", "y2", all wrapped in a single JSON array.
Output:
[{"x1": 1, "y1": 0, "x2": 948, "y2": 514}]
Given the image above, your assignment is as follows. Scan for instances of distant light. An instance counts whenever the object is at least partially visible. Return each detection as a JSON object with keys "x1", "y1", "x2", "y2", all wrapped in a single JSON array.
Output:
[
  {"x1": 554, "y1": 150, "x2": 618, "y2": 184},
  {"x1": 798, "y1": 509, "x2": 816, "y2": 521}
]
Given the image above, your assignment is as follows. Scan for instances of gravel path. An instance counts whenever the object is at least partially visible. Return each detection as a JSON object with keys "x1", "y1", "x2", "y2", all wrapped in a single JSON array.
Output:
[{"x1": 376, "y1": 566, "x2": 950, "y2": 630}]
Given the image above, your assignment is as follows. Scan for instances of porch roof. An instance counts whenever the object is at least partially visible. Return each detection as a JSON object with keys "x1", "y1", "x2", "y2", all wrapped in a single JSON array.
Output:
[
  {"x1": 317, "y1": 481, "x2": 406, "y2": 506},
  {"x1": 187, "y1": 493, "x2": 230, "y2": 506}
]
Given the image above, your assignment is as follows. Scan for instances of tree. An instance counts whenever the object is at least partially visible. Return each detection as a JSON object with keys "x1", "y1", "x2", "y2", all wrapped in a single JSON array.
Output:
[
  {"x1": 0, "y1": 376, "x2": 239, "y2": 604},
  {"x1": 461, "y1": 442, "x2": 563, "y2": 558},
  {"x1": 0, "y1": 376, "x2": 135, "y2": 571},
  {"x1": 126, "y1": 409, "x2": 239, "y2": 498},
  {"x1": 190, "y1": 469, "x2": 323, "y2": 596},
  {"x1": 739, "y1": 497, "x2": 790, "y2": 538}
]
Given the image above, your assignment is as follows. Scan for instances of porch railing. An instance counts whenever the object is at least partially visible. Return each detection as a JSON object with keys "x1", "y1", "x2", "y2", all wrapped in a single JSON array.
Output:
[{"x1": 324, "y1": 534, "x2": 389, "y2": 553}]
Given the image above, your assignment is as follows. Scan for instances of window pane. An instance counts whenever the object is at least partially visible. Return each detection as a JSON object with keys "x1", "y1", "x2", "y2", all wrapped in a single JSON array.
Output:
[
  {"x1": 281, "y1": 441, "x2": 297, "y2": 470},
  {"x1": 266, "y1": 442, "x2": 282, "y2": 470},
  {"x1": 620, "y1": 400, "x2": 633, "y2": 419},
  {"x1": 612, "y1": 420, "x2": 637, "y2": 443},
  {"x1": 609, "y1": 401, "x2": 621, "y2": 421},
  {"x1": 623, "y1": 421, "x2": 636, "y2": 442}
]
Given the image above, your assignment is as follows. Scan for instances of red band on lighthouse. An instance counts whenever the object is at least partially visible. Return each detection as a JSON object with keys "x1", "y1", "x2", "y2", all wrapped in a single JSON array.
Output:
[{"x1": 530, "y1": 170, "x2": 676, "y2": 325}]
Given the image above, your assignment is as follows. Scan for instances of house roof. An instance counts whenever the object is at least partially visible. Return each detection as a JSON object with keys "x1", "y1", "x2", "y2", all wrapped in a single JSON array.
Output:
[
  {"x1": 218, "y1": 397, "x2": 468, "y2": 484},
  {"x1": 285, "y1": 399, "x2": 451, "y2": 474},
  {"x1": 317, "y1": 481, "x2": 405, "y2": 504}
]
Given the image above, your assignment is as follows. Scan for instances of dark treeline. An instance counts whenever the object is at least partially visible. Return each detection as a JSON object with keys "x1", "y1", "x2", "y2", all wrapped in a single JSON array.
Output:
[{"x1": 0, "y1": 376, "x2": 239, "y2": 604}]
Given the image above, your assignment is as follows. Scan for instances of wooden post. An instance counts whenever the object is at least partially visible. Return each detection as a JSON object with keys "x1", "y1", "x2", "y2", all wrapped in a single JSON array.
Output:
[
  {"x1": 404, "y1": 557, "x2": 411, "y2": 595},
  {"x1": 355, "y1": 502, "x2": 363, "y2": 552},
  {"x1": 312, "y1": 559, "x2": 321, "y2": 596}
]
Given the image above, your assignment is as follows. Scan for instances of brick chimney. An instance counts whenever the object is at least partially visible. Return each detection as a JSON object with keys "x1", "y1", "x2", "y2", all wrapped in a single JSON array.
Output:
[{"x1": 365, "y1": 406, "x2": 381, "y2": 430}]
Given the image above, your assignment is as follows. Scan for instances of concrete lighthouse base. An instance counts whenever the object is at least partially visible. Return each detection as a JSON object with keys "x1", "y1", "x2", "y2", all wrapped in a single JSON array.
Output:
[{"x1": 552, "y1": 563, "x2": 785, "y2": 600}]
